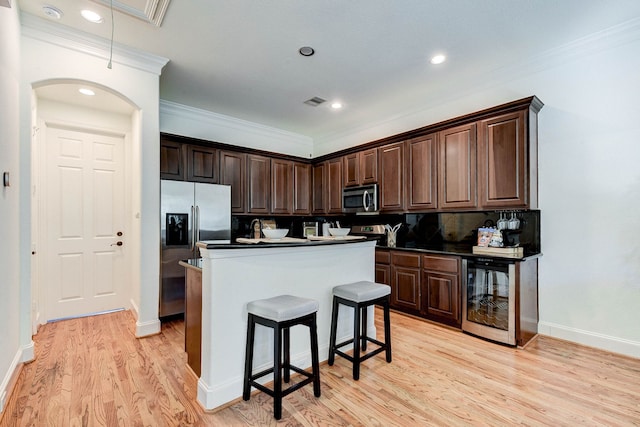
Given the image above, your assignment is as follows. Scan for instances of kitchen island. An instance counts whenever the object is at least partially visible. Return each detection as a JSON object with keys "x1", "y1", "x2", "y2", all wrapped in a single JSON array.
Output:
[{"x1": 194, "y1": 238, "x2": 377, "y2": 410}]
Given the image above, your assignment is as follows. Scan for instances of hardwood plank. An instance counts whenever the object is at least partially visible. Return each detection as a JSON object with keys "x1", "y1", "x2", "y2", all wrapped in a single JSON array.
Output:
[{"x1": 1, "y1": 309, "x2": 639, "y2": 426}]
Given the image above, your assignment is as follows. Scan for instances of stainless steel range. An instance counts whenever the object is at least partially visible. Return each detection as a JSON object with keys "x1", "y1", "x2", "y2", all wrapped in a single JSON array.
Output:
[{"x1": 350, "y1": 224, "x2": 386, "y2": 244}]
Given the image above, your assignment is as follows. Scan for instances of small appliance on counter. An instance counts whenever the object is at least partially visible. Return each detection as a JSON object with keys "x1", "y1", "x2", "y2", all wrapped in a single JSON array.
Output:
[{"x1": 303, "y1": 222, "x2": 318, "y2": 238}]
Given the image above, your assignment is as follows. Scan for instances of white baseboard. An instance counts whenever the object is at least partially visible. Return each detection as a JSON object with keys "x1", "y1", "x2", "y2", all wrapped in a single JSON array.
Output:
[
  {"x1": 538, "y1": 321, "x2": 640, "y2": 359},
  {"x1": 0, "y1": 345, "x2": 27, "y2": 414},
  {"x1": 130, "y1": 299, "x2": 161, "y2": 337}
]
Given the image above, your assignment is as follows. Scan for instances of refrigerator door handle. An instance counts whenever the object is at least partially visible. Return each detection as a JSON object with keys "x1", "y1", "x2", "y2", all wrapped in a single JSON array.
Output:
[
  {"x1": 190, "y1": 205, "x2": 195, "y2": 251},
  {"x1": 195, "y1": 205, "x2": 200, "y2": 245}
]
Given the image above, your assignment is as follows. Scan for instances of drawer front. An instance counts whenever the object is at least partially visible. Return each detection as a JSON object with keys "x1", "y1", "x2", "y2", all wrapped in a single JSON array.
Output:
[
  {"x1": 423, "y1": 255, "x2": 459, "y2": 273},
  {"x1": 392, "y1": 252, "x2": 421, "y2": 268},
  {"x1": 375, "y1": 249, "x2": 391, "y2": 264}
]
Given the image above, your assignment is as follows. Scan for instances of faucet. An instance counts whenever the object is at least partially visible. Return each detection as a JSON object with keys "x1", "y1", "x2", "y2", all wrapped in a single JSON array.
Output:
[{"x1": 250, "y1": 219, "x2": 263, "y2": 239}]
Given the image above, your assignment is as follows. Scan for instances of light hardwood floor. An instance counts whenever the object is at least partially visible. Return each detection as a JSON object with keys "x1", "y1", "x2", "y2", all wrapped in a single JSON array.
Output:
[{"x1": 2, "y1": 309, "x2": 639, "y2": 426}]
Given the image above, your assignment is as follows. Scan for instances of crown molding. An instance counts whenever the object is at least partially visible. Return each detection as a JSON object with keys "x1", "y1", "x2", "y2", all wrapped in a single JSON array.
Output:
[
  {"x1": 20, "y1": 12, "x2": 169, "y2": 75},
  {"x1": 160, "y1": 99, "x2": 312, "y2": 148}
]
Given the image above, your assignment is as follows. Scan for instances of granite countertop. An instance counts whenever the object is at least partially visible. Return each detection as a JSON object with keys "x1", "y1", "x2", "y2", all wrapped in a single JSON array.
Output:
[
  {"x1": 196, "y1": 236, "x2": 375, "y2": 249},
  {"x1": 375, "y1": 243, "x2": 542, "y2": 261}
]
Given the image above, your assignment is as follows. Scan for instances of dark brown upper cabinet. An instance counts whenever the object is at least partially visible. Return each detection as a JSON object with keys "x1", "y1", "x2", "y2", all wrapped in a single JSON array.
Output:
[
  {"x1": 185, "y1": 145, "x2": 219, "y2": 183},
  {"x1": 343, "y1": 149, "x2": 378, "y2": 187},
  {"x1": 326, "y1": 157, "x2": 343, "y2": 214},
  {"x1": 379, "y1": 142, "x2": 404, "y2": 212},
  {"x1": 312, "y1": 162, "x2": 326, "y2": 214},
  {"x1": 405, "y1": 134, "x2": 437, "y2": 211},
  {"x1": 438, "y1": 123, "x2": 477, "y2": 210},
  {"x1": 219, "y1": 150, "x2": 246, "y2": 213},
  {"x1": 478, "y1": 110, "x2": 527, "y2": 208},
  {"x1": 271, "y1": 159, "x2": 293, "y2": 215},
  {"x1": 247, "y1": 154, "x2": 271, "y2": 214},
  {"x1": 160, "y1": 139, "x2": 185, "y2": 180},
  {"x1": 293, "y1": 162, "x2": 312, "y2": 215}
]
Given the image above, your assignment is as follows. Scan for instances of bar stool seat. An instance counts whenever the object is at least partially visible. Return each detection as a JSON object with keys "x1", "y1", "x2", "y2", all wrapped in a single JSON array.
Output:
[
  {"x1": 328, "y1": 281, "x2": 392, "y2": 380},
  {"x1": 243, "y1": 294, "x2": 321, "y2": 420}
]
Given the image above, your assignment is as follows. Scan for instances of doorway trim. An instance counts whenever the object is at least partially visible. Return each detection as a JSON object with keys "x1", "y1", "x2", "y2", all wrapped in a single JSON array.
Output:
[{"x1": 31, "y1": 81, "x2": 138, "y2": 332}]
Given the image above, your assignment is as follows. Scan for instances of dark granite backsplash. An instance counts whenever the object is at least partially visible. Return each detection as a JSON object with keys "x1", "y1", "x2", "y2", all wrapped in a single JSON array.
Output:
[{"x1": 232, "y1": 210, "x2": 541, "y2": 256}]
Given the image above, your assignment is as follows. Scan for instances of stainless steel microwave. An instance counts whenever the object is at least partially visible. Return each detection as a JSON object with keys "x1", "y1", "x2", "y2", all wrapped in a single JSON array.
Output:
[{"x1": 342, "y1": 184, "x2": 378, "y2": 213}]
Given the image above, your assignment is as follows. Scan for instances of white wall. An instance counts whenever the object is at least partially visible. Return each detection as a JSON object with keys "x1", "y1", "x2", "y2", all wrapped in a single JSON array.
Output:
[{"x1": 0, "y1": 2, "x2": 23, "y2": 413}]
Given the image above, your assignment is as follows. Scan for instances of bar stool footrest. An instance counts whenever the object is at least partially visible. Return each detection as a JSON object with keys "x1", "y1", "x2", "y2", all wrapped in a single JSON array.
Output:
[{"x1": 249, "y1": 365, "x2": 315, "y2": 398}]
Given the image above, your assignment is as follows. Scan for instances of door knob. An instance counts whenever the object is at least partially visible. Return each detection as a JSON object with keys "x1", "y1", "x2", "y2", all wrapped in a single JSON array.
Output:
[
  {"x1": 111, "y1": 241, "x2": 123, "y2": 247},
  {"x1": 117, "y1": 231, "x2": 123, "y2": 236}
]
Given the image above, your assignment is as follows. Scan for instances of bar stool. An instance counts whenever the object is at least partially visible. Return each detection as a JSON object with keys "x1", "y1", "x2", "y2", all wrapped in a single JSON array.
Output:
[
  {"x1": 243, "y1": 294, "x2": 321, "y2": 420},
  {"x1": 328, "y1": 281, "x2": 392, "y2": 380}
]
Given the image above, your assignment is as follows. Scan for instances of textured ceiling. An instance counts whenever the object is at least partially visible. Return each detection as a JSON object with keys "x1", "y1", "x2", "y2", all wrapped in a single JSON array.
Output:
[{"x1": 17, "y1": 0, "x2": 640, "y2": 140}]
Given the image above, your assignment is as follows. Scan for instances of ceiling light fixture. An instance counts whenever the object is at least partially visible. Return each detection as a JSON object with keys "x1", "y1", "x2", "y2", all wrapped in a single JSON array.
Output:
[
  {"x1": 331, "y1": 102, "x2": 343, "y2": 109},
  {"x1": 430, "y1": 54, "x2": 446, "y2": 65},
  {"x1": 299, "y1": 46, "x2": 315, "y2": 57},
  {"x1": 81, "y1": 9, "x2": 104, "y2": 23},
  {"x1": 79, "y1": 88, "x2": 96, "y2": 96},
  {"x1": 42, "y1": 5, "x2": 63, "y2": 19}
]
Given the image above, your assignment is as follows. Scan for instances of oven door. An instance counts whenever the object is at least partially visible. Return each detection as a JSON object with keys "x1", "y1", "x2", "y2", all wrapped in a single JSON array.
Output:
[{"x1": 462, "y1": 258, "x2": 516, "y2": 345}]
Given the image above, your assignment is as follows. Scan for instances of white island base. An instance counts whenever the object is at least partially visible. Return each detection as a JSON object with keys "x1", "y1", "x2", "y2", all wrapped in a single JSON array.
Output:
[{"x1": 196, "y1": 239, "x2": 377, "y2": 410}]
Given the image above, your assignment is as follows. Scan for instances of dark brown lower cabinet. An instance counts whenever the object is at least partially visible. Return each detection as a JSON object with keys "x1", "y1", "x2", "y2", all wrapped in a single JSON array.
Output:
[
  {"x1": 185, "y1": 266, "x2": 202, "y2": 377},
  {"x1": 376, "y1": 249, "x2": 462, "y2": 328},
  {"x1": 375, "y1": 249, "x2": 391, "y2": 285},
  {"x1": 390, "y1": 251, "x2": 421, "y2": 314},
  {"x1": 421, "y1": 255, "x2": 461, "y2": 327}
]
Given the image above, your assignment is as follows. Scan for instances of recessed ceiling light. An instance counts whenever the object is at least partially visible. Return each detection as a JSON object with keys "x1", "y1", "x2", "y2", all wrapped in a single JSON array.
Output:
[
  {"x1": 42, "y1": 5, "x2": 63, "y2": 20},
  {"x1": 299, "y1": 46, "x2": 315, "y2": 57},
  {"x1": 331, "y1": 102, "x2": 343, "y2": 109},
  {"x1": 79, "y1": 88, "x2": 95, "y2": 96},
  {"x1": 430, "y1": 54, "x2": 446, "y2": 65},
  {"x1": 81, "y1": 9, "x2": 104, "y2": 23}
]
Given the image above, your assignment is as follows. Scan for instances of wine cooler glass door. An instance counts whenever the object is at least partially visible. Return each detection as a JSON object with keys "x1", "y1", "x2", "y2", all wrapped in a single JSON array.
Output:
[{"x1": 463, "y1": 259, "x2": 516, "y2": 345}]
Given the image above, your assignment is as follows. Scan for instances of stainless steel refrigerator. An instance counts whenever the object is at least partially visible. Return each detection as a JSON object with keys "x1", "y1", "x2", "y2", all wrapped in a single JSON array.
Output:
[{"x1": 160, "y1": 180, "x2": 231, "y2": 317}]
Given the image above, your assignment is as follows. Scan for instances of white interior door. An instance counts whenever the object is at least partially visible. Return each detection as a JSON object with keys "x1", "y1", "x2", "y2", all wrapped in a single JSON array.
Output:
[{"x1": 43, "y1": 125, "x2": 127, "y2": 321}]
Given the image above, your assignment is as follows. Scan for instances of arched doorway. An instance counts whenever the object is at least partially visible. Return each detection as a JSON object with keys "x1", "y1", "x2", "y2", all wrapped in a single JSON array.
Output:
[{"x1": 31, "y1": 80, "x2": 138, "y2": 325}]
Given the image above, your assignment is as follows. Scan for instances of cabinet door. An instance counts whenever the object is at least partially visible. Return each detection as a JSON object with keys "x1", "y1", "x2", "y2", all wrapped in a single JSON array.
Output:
[
  {"x1": 247, "y1": 154, "x2": 270, "y2": 214},
  {"x1": 360, "y1": 148, "x2": 378, "y2": 184},
  {"x1": 186, "y1": 145, "x2": 219, "y2": 183},
  {"x1": 478, "y1": 111, "x2": 527, "y2": 208},
  {"x1": 160, "y1": 140, "x2": 185, "y2": 180},
  {"x1": 343, "y1": 153, "x2": 359, "y2": 187},
  {"x1": 390, "y1": 252, "x2": 420, "y2": 312},
  {"x1": 326, "y1": 158, "x2": 343, "y2": 214},
  {"x1": 271, "y1": 159, "x2": 293, "y2": 215},
  {"x1": 312, "y1": 162, "x2": 326, "y2": 214},
  {"x1": 220, "y1": 151, "x2": 246, "y2": 213},
  {"x1": 293, "y1": 162, "x2": 311, "y2": 215},
  {"x1": 438, "y1": 123, "x2": 477, "y2": 209},
  {"x1": 375, "y1": 249, "x2": 391, "y2": 285},
  {"x1": 421, "y1": 272, "x2": 460, "y2": 327},
  {"x1": 405, "y1": 134, "x2": 437, "y2": 211},
  {"x1": 379, "y1": 142, "x2": 404, "y2": 211},
  {"x1": 391, "y1": 266, "x2": 420, "y2": 312}
]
